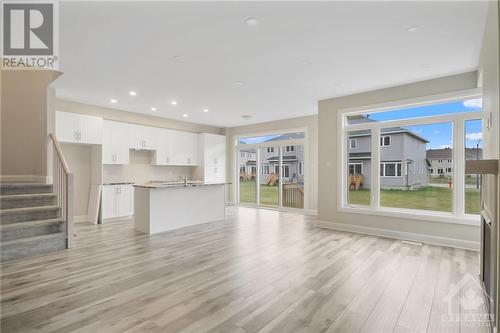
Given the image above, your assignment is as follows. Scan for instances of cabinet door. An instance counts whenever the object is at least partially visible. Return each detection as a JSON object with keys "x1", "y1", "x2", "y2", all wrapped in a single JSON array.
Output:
[
  {"x1": 205, "y1": 134, "x2": 225, "y2": 165},
  {"x1": 141, "y1": 125, "x2": 158, "y2": 150},
  {"x1": 102, "y1": 186, "x2": 117, "y2": 219},
  {"x1": 187, "y1": 132, "x2": 198, "y2": 165},
  {"x1": 56, "y1": 112, "x2": 78, "y2": 143},
  {"x1": 78, "y1": 114, "x2": 102, "y2": 144},
  {"x1": 117, "y1": 185, "x2": 134, "y2": 217},
  {"x1": 170, "y1": 130, "x2": 188, "y2": 165},
  {"x1": 102, "y1": 121, "x2": 129, "y2": 164},
  {"x1": 153, "y1": 128, "x2": 172, "y2": 165}
]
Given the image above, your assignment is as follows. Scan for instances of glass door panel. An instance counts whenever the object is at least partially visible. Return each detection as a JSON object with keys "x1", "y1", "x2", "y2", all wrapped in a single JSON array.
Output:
[
  {"x1": 465, "y1": 119, "x2": 482, "y2": 215},
  {"x1": 282, "y1": 145, "x2": 304, "y2": 208},
  {"x1": 239, "y1": 148, "x2": 257, "y2": 204},
  {"x1": 259, "y1": 146, "x2": 279, "y2": 206}
]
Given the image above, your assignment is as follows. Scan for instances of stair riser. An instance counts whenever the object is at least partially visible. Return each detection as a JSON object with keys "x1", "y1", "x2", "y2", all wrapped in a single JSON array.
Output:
[
  {"x1": 1, "y1": 237, "x2": 66, "y2": 262},
  {"x1": 0, "y1": 196, "x2": 57, "y2": 209},
  {"x1": 0, "y1": 186, "x2": 53, "y2": 195},
  {"x1": 1, "y1": 223, "x2": 64, "y2": 241},
  {"x1": 1, "y1": 209, "x2": 60, "y2": 224}
]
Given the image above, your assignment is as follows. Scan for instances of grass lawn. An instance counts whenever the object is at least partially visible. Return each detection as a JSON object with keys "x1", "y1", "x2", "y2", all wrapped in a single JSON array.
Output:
[
  {"x1": 348, "y1": 186, "x2": 480, "y2": 214},
  {"x1": 239, "y1": 181, "x2": 279, "y2": 206},
  {"x1": 430, "y1": 175, "x2": 481, "y2": 186}
]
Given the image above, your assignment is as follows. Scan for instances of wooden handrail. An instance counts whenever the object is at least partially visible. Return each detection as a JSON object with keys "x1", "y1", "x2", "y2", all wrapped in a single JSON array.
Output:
[{"x1": 49, "y1": 133, "x2": 71, "y2": 174}]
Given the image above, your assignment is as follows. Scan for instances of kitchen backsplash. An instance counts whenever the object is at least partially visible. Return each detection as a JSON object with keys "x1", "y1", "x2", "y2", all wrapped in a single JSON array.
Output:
[{"x1": 103, "y1": 150, "x2": 196, "y2": 184}]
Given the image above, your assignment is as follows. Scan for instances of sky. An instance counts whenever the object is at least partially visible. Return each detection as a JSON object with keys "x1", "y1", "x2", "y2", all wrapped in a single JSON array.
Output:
[{"x1": 369, "y1": 98, "x2": 483, "y2": 149}]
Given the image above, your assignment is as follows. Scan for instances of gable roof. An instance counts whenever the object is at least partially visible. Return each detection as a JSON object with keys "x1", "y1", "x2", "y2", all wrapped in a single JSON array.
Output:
[{"x1": 426, "y1": 148, "x2": 483, "y2": 159}]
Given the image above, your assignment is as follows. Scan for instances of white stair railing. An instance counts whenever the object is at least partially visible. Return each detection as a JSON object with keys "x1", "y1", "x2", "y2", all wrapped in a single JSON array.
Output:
[{"x1": 49, "y1": 133, "x2": 74, "y2": 248}]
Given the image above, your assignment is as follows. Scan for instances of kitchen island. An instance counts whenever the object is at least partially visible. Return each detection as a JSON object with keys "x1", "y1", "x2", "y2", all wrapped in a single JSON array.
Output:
[{"x1": 133, "y1": 182, "x2": 227, "y2": 234}]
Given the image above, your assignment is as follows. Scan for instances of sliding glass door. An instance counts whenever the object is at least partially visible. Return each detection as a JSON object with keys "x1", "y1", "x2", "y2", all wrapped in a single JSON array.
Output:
[
  {"x1": 236, "y1": 131, "x2": 306, "y2": 210},
  {"x1": 238, "y1": 148, "x2": 257, "y2": 204},
  {"x1": 259, "y1": 146, "x2": 280, "y2": 207}
]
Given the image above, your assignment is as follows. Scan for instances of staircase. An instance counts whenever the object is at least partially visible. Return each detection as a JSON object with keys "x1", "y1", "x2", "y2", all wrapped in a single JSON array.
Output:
[{"x1": 0, "y1": 183, "x2": 67, "y2": 262}]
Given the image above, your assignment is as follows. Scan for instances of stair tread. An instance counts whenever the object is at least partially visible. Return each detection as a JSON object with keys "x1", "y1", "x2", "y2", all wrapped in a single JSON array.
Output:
[
  {"x1": 0, "y1": 205, "x2": 60, "y2": 214},
  {"x1": 0, "y1": 218, "x2": 63, "y2": 229},
  {"x1": 1, "y1": 232, "x2": 66, "y2": 247},
  {"x1": 0, "y1": 193, "x2": 56, "y2": 199}
]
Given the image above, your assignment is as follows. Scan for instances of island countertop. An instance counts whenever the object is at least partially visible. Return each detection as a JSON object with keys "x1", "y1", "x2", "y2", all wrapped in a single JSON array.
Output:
[{"x1": 133, "y1": 182, "x2": 230, "y2": 189}]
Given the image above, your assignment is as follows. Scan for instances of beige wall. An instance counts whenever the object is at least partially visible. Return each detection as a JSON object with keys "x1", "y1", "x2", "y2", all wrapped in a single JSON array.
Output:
[
  {"x1": 478, "y1": 0, "x2": 499, "y2": 328},
  {"x1": 225, "y1": 115, "x2": 318, "y2": 211},
  {"x1": 56, "y1": 99, "x2": 223, "y2": 134},
  {"x1": 1, "y1": 70, "x2": 61, "y2": 181},
  {"x1": 60, "y1": 144, "x2": 92, "y2": 216},
  {"x1": 317, "y1": 71, "x2": 480, "y2": 249}
]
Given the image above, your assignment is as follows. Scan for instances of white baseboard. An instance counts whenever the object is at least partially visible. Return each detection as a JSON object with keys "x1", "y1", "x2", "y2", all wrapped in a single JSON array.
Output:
[
  {"x1": 75, "y1": 215, "x2": 89, "y2": 223},
  {"x1": 315, "y1": 220, "x2": 479, "y2": 251},
  {"x1": 0, "y1": 175, "x2": 47, "y2": 183}
]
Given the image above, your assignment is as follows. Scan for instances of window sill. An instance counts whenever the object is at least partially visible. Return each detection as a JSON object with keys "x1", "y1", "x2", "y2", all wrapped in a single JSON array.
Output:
[{"x1": 339, "y1": 205, "x2": 480, "y2": 226}]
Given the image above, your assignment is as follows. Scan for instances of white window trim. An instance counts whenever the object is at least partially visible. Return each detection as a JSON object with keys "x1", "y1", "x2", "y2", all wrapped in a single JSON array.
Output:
[
  {"x1": 349, "y1": 138, "x2": 357, "y2": 149},
  {"x1": 380, "y1": 135, "x2": 391, "y2": 147},
  {"x1": 338, "y1": 88, "x2": 483, "y2": 226},
  {"x1": 380, "y1": 161, "x2": 402, "y2": 177},
  {"x1": 348, "y1": 162, "x2": 363, "y2": 175}
]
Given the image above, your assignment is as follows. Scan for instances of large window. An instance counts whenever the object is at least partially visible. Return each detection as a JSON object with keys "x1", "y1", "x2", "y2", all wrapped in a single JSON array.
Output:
[
  {"x1": 343, "y1": 94, "x2": 483, "y2": 220},
  {"x1": 237, "y1": 131, "x2": 305, "y2": 210}
]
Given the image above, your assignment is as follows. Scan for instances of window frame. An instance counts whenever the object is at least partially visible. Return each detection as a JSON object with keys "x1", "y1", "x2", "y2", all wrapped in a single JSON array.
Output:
[
  {"x1": 348, "y1": 162, "x2": 363, "y2": 175},
  {"x1": 380, "y1": 161, "x2": 402, "y2": 177},
  {"x1": 338, "y1": 88, "x2": 482, "y2": 225},
  {"x1": 349, "y1": 138, "x2": 357, "y2": 149},
  {"x1": 380, "y1": 135, "x2": 391, "y2": 147}
]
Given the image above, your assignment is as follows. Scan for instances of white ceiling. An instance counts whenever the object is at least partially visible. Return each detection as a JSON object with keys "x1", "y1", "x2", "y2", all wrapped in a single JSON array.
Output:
[{"x1": 55, "y1": 1, "x2": 488, "y2": 128}]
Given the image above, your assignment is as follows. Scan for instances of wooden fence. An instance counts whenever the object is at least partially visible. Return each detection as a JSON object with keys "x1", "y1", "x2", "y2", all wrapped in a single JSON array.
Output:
[{"x1": 282, "y1": 182, "x2": 304, "y2": 209}]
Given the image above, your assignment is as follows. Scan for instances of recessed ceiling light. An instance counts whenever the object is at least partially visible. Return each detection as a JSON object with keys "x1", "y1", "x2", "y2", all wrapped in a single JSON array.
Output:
[
  {"x1": 203, "y1": 109, "x2": 209, "y2": 113},
  {"x1": 301, "y1": 59, "x2": 310, "y2": 65},
  {"x1": 245, "y1": 18, "x2": 259, "y2": 27},
  {"x1": 171, "y1": 100, "x2": 177, "y2": 106},
  {"x1": 407, "y1": 26, "x2": 418, "y2": 32},
  {"x1": 110, "y1": 99, "x2": 117, "y2": 104},
  {"x1": 151, "y1": 107, "x2": 157, "y2": 111},
  {"x1": 235, "y1": 81, "x2": 244, "y2": 86},
  {"x1": 182, "y1": 113, "x2": 188, "y2": 118},
  {"x1": 129, "y1": 91, "x2": 137, "y2": 96},
  {"x1": 173, "y1": 55, "x2": 182, "y2": 60},
  {"x1": 241, "y1": 114, "x2": 252, "y2": 119}
]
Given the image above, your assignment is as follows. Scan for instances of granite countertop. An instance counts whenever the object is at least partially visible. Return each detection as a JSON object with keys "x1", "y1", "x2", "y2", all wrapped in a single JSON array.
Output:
[{"x1": 134, "y1": 181, "x2": 231, "y2": 189}]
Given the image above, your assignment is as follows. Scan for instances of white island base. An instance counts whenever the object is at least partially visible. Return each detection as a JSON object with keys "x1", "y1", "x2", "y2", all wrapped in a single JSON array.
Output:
[{"x1": 134, "y1": 184, "x2": 226, "y2": 234}]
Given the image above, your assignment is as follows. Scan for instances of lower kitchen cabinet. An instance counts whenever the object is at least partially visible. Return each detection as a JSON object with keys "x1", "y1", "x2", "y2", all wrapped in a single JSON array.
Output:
[{"x1": 102, "y1": 185, "x2": 134, "y2": 220}]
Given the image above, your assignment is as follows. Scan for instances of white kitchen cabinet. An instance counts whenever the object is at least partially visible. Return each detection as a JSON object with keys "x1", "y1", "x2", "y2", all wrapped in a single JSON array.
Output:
[
  {"x1": 102, "y1": 184, "x2": 134, "y2": 220},
  {"x1": 56, "y1": 111, "x2": 102, "y2": 144},
  {"x1": 196, "y1": 133, "x2": 226, "y2": 183},
  {"x1": 129, "y1": 124, "x2": 157, "y2": 150},
  {"x1": 102, "y1": 120, "x2": 130, "y2": 164},
  {"x1": 153, "y1": 129, "x2": 198, "y2": 166}
]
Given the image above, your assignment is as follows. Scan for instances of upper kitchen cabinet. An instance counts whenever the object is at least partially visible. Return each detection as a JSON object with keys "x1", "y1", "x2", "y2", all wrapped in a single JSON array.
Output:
[
  {"x1": 102, "y1": 120, "x2": 130, "y2": 164},
  {"x1": 153, "y1": 129, "x2": 198, "y2": 166},
  {"x1": 56, "y1": 111, "x2": 102, "y2": 144},
  {"x1": 197, "y1": 133, "x2": 226, "y2": 183},
  {"x1": 128, "y1": 124, "x2": 158, "y2": 150},
  {"x1": 172, "y1": 131, "x2": 198, "y2": 166}
]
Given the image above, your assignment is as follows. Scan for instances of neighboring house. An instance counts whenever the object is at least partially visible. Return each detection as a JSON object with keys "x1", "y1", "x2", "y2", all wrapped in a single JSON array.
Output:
[
  {"x1": 348, "y1": 116, "x2": 429, "y2": 189},
  {"x1": 426, "y1": 147, "x2": 483, "y2": 177},
  {"x1": 239, "y1": 149, "x2": 257, "y2": 178}
]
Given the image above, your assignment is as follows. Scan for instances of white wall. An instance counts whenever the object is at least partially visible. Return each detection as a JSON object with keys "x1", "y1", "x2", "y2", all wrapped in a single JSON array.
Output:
[
  {"x1": 102, "y1": 150, "x2": 194, "y2": 184},
  {"x1": 225, "y1": 115, "x2": 318, "y2": 211},
  {"x1": 317, "y1": 71, "x2": 481, "y2": 249}
]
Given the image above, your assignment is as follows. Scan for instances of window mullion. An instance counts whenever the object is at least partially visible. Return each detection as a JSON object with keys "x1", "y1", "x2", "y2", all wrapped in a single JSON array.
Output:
[
  {"x1": 453, "y1": 119, "x2": 465, "y2": 216},
  {"x1": 371, "y1": 128, "x2": 381, "y2": 209}
]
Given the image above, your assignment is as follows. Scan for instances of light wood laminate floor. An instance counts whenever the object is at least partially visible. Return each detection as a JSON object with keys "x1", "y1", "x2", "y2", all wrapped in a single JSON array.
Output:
[{"x1": 1, "y1": 207, "x2": 490, "y2": 333}]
